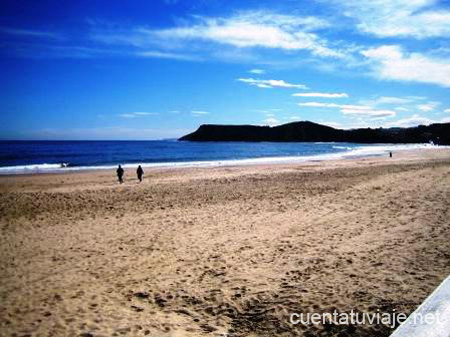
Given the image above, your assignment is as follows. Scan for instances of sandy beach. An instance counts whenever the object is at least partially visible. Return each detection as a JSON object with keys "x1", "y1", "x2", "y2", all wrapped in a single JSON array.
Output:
[{"x1": 1, "y1": 148, "x2": 450, "y2": 337}]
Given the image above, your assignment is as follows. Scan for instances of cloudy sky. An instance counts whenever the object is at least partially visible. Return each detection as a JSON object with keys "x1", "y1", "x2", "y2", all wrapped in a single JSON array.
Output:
[{"x1": 1, "y1": 0, "x2": 450, "y2": 140}]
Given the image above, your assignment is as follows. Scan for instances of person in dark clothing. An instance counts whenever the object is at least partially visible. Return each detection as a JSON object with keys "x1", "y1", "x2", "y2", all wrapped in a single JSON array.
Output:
[
  {"x1": 137, "y1": 165, "x2": 144, "y2": 182},
  {"x1": 117, "y1": 165, "x2": 124, "y2": 183},
  {"x1": 389, "y1": 151, "x2": 393, "y2": 158}
]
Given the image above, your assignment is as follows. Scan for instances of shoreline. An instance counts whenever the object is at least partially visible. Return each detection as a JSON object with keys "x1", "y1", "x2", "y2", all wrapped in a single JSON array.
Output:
[{"x1": 0, "y1": 143, "x2": 445, "y2": 177}]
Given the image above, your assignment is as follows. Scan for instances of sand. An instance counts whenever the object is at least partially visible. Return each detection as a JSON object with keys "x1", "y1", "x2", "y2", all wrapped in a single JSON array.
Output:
[{"x1": 1, "y1": 148, "x2": 450, "y2": 337}]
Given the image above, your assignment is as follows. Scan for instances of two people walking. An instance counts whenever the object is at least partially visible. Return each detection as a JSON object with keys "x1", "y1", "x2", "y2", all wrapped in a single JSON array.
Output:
[{"x1": 116, "y1": 165, "x2": 144, "y2": 183}]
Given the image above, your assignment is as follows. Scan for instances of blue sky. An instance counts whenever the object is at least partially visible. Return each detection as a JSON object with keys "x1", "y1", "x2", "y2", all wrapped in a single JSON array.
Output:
[{"x1": 1, "y1": 0, "x2": 450, "y2": 140}]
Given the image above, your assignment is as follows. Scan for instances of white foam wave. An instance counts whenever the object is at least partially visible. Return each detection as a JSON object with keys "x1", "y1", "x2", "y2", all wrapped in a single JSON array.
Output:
[
  {"x1": 333, "y1": 145, "x2": 352, "y2": 150},
  {"x1": 0, "y1": 143, "x2": 443, "y2": 175},
  {"x1": 0, "y1": 163, "x2": 68, "y2": 174}
]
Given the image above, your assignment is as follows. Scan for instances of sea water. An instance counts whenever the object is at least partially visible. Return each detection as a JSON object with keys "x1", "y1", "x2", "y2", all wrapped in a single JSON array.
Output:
[{"x1": 0, "y1": 140, "x2": 438, "y2": 175}]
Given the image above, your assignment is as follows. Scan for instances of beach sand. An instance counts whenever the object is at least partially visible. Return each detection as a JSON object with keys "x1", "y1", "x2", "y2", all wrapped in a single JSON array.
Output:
[{"x1": 1, "y1": 148, "x2": 450, "y2": 336}]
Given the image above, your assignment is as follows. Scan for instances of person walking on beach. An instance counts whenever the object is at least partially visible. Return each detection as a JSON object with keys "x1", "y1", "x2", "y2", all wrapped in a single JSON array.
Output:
[
  {"x1": 137, "y1": 165, "x2": 144, "y2": 182},
  {"x1": 117, "y1": 165, "x2": 124, "y2": 184}
]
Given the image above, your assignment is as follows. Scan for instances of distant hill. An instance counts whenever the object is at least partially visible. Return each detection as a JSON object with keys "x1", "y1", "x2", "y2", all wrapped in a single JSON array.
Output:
[{"x1": 179, "y1": 121, "x2": 450, "y2": 145}]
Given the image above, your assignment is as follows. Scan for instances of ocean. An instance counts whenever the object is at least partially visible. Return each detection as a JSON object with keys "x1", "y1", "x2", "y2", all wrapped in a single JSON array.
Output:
[{"x1": 0, "y1": 140, "x2": 436, "y2": 175}]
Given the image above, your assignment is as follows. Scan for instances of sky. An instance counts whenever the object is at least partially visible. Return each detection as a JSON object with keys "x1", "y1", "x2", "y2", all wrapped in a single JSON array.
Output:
[{"x1": 1, "y1": 0, "x2": 450, "y2": 140}]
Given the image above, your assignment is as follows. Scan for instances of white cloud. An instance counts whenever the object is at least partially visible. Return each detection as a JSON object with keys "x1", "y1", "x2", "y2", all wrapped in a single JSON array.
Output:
[
  {"x1": 386, "y1": 114, "x2": 436, "y2": 127},
  {"x1": 370, "y1": 96, "x2": 416, "y2": 105},
  {"x1": 298, "y1": 102, "x2": 396, "y2": 118},
  {"x1": 312, "y1": 119, "x2": 342, "y2": 128},
  {"x1": 362, "y1": 45, "x2": 450, "y2": 88},
  {"x1": 322, "y1": 121, "x2": 342, "y2": 128},
  {"x1": 119, "y1": 114, "x2": 136, "y2": 118},
  {"x1": 289, "y1": 116, "x2": 301, "y2": 120},
  {"x1": 191, "y1": 110, "x2": 209, "y2": 115},
  {"x1": 417, "y1": 102, "x2": 440, "y2": 111},
  {"x1": 317, "y1": 114, "x2": 449, "y2": 130},
  {"x1": 327, "y1": 0, "x2": 450, "y2": 38},
  {"x1": 341, "y1": 108, "x2": 396, "y2": 117},
  {"x1": 133, "y1": 112, "x2": 157, "y2": 116},
  {"x1": 255, "y1": 109, "x2": 283, "y2": 113},
  {"x1": 155, "y1": 14, "x2": 319, "y2": 51},
  {"x1": 262, "y1": 117, "x2": 280, "y2": 126},
  {"x1": 238, "y1": 78, "x2": 308, "y2": 89},
  {"x1": 406, "y1": 96, "x2": 427, "y2": 101},
  {"x1": 248, "y1": 68, "x2": 265, "y2": 74},
  {"x1": 417, "y1": 105, "x2": 433, "y2": 112},
  {"x1": 444, "y1": 109, "x2": 450, "y2": 113},
  {"x1": 361, "y1": 96, "x2": 429, "y2": 111},
  {"x1": 119, "y1": 112, "x2": 156, "y2": 118},
  {"x1": 94, "y1": 11, "x2": 344, "y2": 59},
  {"x1": 298, "y1": 102, "x2": 337, "y2": 108},
  {"x1": 137, "y1": 50, "x2": 201, "y2": 61},
  {"x1": 293, "y1": 92, "x2": 348, "y2": 98},
  {"x1": 0, "y1": 26, "x2": 63, "y2": 40},
  {"x1": 298, "y1": 102, "x2": 371, "y2": 109},
  {"x1": 231, "y1": 11, "x2": 331, "y2": 31}
]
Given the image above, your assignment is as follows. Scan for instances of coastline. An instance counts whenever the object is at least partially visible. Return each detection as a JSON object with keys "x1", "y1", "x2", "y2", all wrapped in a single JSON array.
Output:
[
  {"x1": 0, "y1": 143, "x2": 444, "y2": 176},
  {"x1": 1, "y1": 147, "x2": 450, "y2": 336}
]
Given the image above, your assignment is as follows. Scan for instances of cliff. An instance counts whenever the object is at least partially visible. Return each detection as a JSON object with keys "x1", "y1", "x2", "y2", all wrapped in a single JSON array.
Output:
[{"x1": 179, "y1": 121, "x2": 450, "y2": 145}]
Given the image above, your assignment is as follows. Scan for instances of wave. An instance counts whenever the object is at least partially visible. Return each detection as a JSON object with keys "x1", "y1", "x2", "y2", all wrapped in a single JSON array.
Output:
[
  {"x1": 332, "y1": 145, "x2": 353, "y2": 150},
  {"x1": 0, "y1": 143, "x2": 442, "y2": 175},
  {"x1": 0, "y1": 163, "x2": 69, "y2": 174}
]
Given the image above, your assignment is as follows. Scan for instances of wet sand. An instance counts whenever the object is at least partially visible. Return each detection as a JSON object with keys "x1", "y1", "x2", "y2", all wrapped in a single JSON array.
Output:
[{"x1": 1, "y1": 148, "x2": 450, "y2": 336}]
